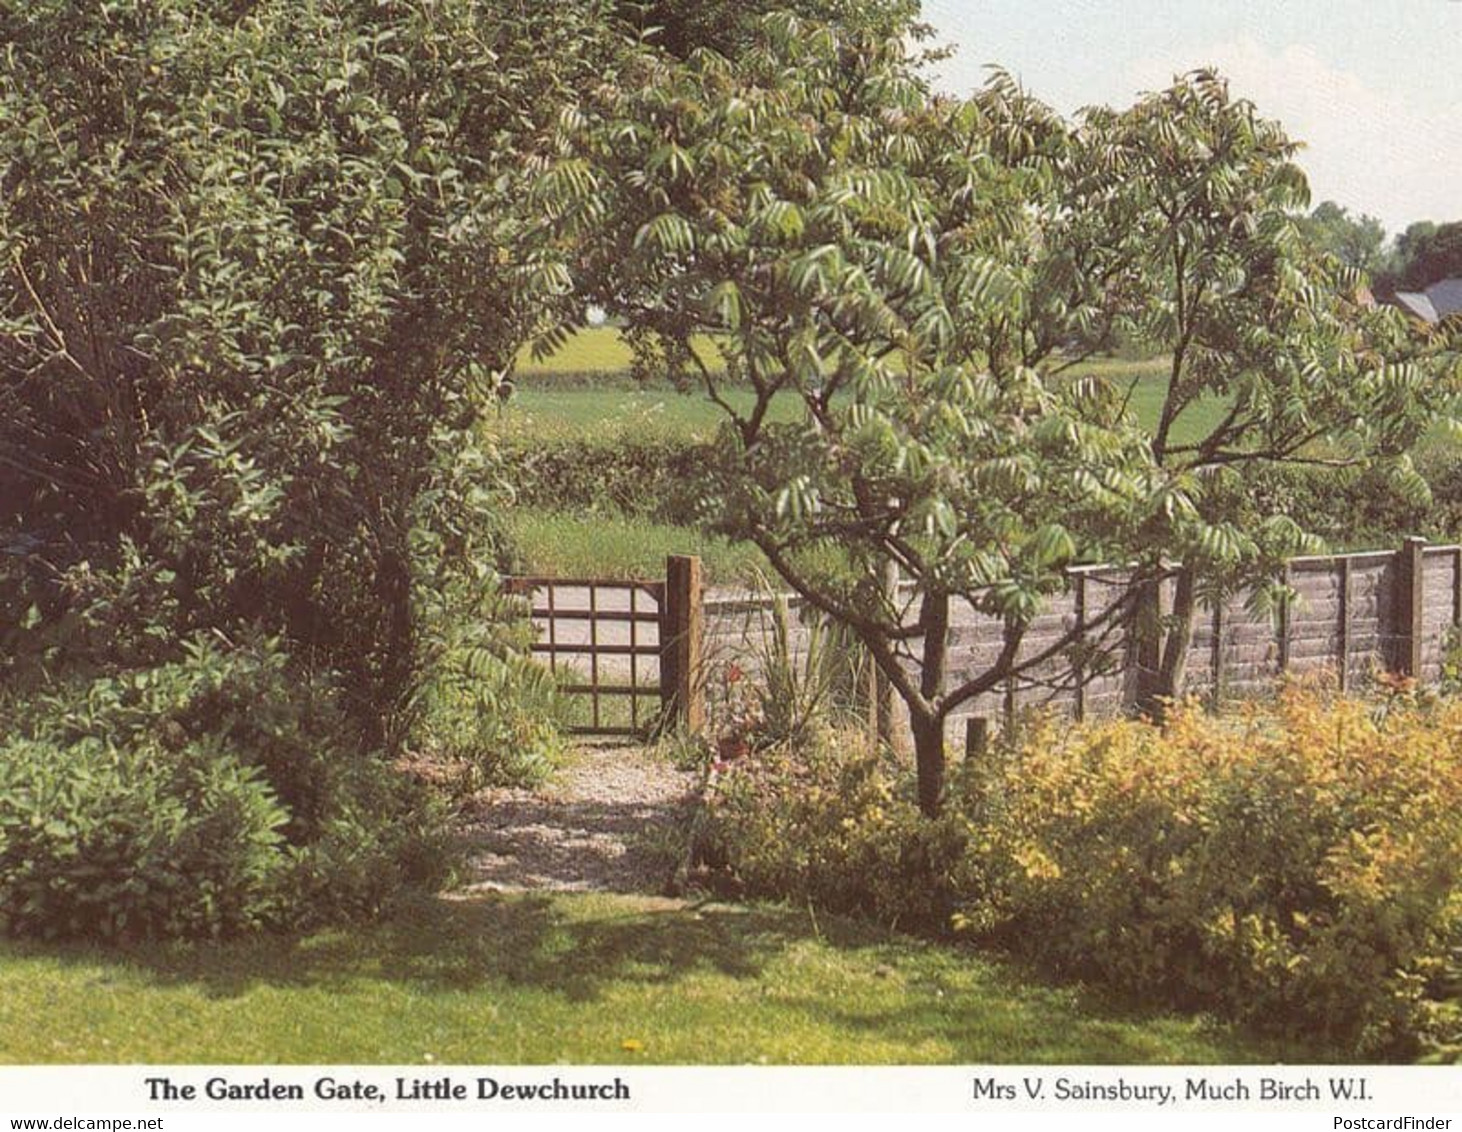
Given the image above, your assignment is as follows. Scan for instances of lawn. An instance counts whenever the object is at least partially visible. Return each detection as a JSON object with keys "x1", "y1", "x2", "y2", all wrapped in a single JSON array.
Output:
[{"x1": 0, "y1": 891, "x2": 1337, "y2": 1064}]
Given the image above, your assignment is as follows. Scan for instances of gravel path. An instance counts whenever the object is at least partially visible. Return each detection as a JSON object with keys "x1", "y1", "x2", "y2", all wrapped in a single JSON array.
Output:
[{"x1": 457, "y1": 744, "x2": 697, "y2": 895}]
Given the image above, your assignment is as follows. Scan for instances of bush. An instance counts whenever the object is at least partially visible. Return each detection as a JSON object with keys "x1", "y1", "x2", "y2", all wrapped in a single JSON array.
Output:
[
  {"x1": 698, "y1": 687, "x2": 1462, "y2": 1055},
  {"x1": 500, "y1": 433, "x2": 708, "y2": 520},
  {"x1": 0, "y1": 1, "x2": 632, "y2": 750},
  {"x1": 410, "y1": 571, "x2": 572, "y2": 789},
  {"x1": 284, "y1": 759, "x2": 456, "y2": 927},
  {"x1": 0, "y1": 735, "x2": 290, "y2": 940},
  {"x1": 28, "y1": 634, "x2": 358, "y2": 839},
  {"x1": 700, "y1": 734, "x2": 972, "y2": 933},
  {"x1": 415, "y1": 648, "x2": 571, "y2": 789},
  {"x1": 962, "y1": 691, "x2": 1462, "y2": 1056},
  {"x1": 1205, "y1": 452, "x2": 1462, "y2": 552},
  {"x1": 0, "y1": 635, "x2": 455, "y2": 939}
]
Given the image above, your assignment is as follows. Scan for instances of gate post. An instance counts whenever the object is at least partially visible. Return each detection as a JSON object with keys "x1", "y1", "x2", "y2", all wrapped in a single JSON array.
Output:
[{"x1": 660, "y1": 555, "x2": 705, "y2": 734}]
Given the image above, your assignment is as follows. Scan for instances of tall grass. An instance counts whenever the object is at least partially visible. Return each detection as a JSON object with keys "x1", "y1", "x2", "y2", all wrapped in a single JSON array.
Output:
[{"x1": 748, "y1": 581, "x2": 869, "y2": 748}]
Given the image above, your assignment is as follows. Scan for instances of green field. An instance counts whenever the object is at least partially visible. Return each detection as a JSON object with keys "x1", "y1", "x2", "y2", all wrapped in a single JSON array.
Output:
[
  {"x1": 516, "y1": 326, "x2": 726, "y2": 380},
  {"x1": 490, "y1": 385, "x2": 802, "y2": 443},
  {"x1": 505, "y1": 509, "x2": 770, "y2": 585},
  {"x1": 500, "y1": 375, "x2": 1218, "y2": 444},
  {"x1": 508, "y1": 328, "x2": 1211, "y2": 441},
  {"x1": 498, "y1": 330, "x2": 1225, "y2": 582},
  {"x1": 0, "y1": 891, "x2": 1336, "y2": 1064}
]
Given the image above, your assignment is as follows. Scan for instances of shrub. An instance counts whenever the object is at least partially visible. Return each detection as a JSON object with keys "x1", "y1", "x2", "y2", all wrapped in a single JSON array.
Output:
[
  {"x1": 411, "y1": 572, "x2": 571, "y2": 789},
  {"x1": 27, "y1": 634, "x2": 361, "y2": 840},
  {"x1": 700, "y1": 734, "x2": 972, "y2": 933},
  {"x1": 415, "y1": 648, "x2": 571, "y2": 789},
  {"x1": 499, "y1": 433, "x2": 708, "y2": 520},
  {"x1": 1204, "y1": 453, "x2": 1462, "y2": 552},
  {"x1": 0, "y1": 1, "x2": 636, "y2": 750},
  {"x1": 697, "y1": 685, "x2": 1462, "y2": 1055},
  {"x1": 0, "y1": 735, "x2": 290, "y2": 940},
  {"x1": 962, "y1": 691, "x2": 1462, "y2": 1056},
  {"x1": 284, "y1": 759, "x2": 456, "y2": 928},
  {"x1": 0, "y1": 634, "x2": 456, "y2": 939}
]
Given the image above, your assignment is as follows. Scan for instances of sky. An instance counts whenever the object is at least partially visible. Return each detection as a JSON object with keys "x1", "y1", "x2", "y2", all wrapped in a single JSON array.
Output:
[{"x1": 922, "y1": 0, "x2": 1462, "y2": 238}]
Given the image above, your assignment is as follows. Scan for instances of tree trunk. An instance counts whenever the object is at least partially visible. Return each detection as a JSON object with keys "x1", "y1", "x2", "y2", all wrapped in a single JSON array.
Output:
[
  {"x1": 911, "y1": 589, "x2": 951, "y2": 816},
  {"x1": 367, "y1": 534, "x2": 416, "y2": 754},
  {"x1": 911, "y1": 709, "x2": 945, "y2": 817},
  {"x1": 1149, "y1": 564, "x2": 1198, "y2": 720}
]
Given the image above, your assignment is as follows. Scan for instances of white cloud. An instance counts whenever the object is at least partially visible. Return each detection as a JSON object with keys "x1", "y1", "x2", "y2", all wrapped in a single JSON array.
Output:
[{"x1": 1126, "y1": 38, "x2": 1462, "y2": 234}]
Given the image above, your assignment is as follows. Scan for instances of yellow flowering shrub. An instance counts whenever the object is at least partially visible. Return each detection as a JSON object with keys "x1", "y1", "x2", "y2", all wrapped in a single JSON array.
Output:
[
  {"x1": 697, "y1": 689, "x2": 1462, "y2": 1054},
  {"x1": 964, "y1": 689, "x2": 1462, "y2": 1055},
  {"x1": 701, "y1": 732, "x2": 972, "y2": 932}
]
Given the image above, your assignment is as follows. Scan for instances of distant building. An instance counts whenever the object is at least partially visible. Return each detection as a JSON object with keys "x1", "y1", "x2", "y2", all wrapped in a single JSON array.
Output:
[{"x1": 1391, "y1": 278, "x2": 1462, "y2": 324}]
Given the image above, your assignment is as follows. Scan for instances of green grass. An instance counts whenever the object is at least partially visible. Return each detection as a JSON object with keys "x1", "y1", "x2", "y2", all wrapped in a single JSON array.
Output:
[
  {"x1": 505, "y1": 509, "x2": 770, "y2": 585},
  {"x1": 489, "y1": 386, "x2": 801, "y2": 444},
  {"x1": 505, "y1": 333, "x2": 1220, "y2": 445},
  {"x1": 516, "y1": 333, "x2": 1459, "y2": 457},
  {"x1": 497, "y1": 377, "x2": 1217, "y2": 449},
  {"x1": 0, "y1": 891, "x2": 1338, "y2": 1064},
  {"x1": 501, "y1": 382, "x2": 1232, "y2": 453},
  {"x1": 495, "y1": 333, "x2": 1247, "y2": 580}
]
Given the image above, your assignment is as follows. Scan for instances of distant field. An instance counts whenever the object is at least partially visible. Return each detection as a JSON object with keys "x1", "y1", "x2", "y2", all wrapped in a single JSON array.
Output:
[
  {"x1": 496, "y1": 379, "x2": 1219, "y2": 444},
  {"x1": 506, "y1": 328, "x2": 1209, "y2": 442},
  {"x1": 517, "y1": 327, "x2": 1166, "y2": 384},
  {"x1": 516, "y1": 326, "x2": 725, "y2": 379},
  {"x1": 497, "y1": 332, "x2": 1236, "y2": 582},
  {"x1": 504, "y1": 509, "x2": 769, "y2": 585},
  {"x1": 487, "y1": 385, "x2": 796, "y2": 443}
]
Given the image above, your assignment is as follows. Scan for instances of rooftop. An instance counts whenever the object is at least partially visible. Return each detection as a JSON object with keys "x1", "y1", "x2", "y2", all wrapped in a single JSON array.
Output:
[{"x1": 1393, "y1": 278, "x2": 1462, "y2": 324}]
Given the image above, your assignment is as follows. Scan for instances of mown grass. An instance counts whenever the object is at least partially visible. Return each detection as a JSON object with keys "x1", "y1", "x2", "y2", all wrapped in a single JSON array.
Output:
[{"x1": 0, "y1": 891, "x2": 1337, "y2": 1064}]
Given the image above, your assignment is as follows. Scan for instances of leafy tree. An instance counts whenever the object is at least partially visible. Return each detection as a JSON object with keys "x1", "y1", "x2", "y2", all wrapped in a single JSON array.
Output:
[
  {"x1": 553, "y1": 31, "x2": 1461, "y2": 808},
  {"x1": 1375, "y1": 220, "x2": 1462, "y2": 296},
  {"x1": 0, "y1": 0, "x2": 623, "y2": 744},
  {"x1": 1297, "y1": 201, "x2": 1387, "y2": 276},
  {"x1": 612, "y1": 0, "x2": 920, "y2": 59},
  {"x1": 555, "y1": 16, "x2": 1173, "y2": 814},
  {"x1": 1071, "y1": 72, "x2": 1458, "y2": 708},
  {"x1": 1393, "y1": 220, "x2": 1439, "y2": 278},
  {"x1": 1398, "y1": 221, "x2": 1462, "y2": 291}
]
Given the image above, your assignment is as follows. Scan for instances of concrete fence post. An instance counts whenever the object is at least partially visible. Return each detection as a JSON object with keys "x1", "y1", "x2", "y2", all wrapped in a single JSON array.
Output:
[
  {"x1": 1276, "y1": 564, "x2": 1292, "y2": 675},
  {"x1": 1072, "y1": 568, "x2": 1088, "y2": 723},
  {"x1": 1398, "y1": 536, "x2": 1427, "y2": 678},
  {"x1": 965, "y1": 716, "x2": 990, "y2": 762}
]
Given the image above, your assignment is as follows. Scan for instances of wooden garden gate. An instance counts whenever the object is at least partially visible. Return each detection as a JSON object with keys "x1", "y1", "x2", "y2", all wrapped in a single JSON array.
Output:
[{"x1": 505, "y1": 555, "x2": 704, "y2": 738}]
